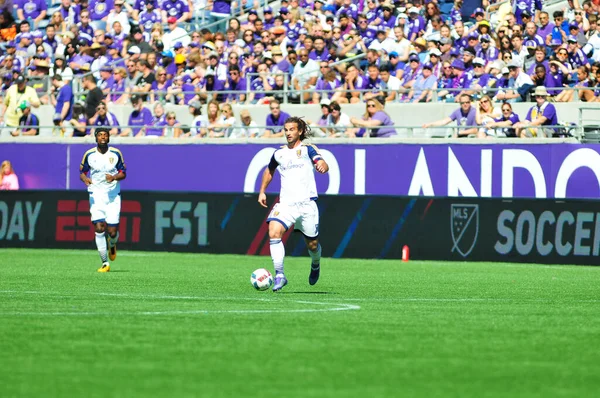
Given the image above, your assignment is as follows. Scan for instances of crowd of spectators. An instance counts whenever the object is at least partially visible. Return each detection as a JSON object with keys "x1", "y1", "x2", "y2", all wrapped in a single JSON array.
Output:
[{"x1": 0, "y1": 0, "x2": 598, "y2": 138}]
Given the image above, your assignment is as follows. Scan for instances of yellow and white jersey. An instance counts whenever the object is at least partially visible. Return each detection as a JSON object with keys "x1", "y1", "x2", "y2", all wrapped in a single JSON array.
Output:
[
  {"x1": 80, "y1": 147, "x2": 126, "y2": 196},
  {"x1": 268, "y1": 143, "x2": 323, "y2": 204}
]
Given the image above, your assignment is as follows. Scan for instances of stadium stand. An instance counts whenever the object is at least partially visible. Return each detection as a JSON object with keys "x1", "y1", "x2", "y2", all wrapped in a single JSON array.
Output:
[{"x1": 2, "y1": 0, "x2": 600, "y2": 139}]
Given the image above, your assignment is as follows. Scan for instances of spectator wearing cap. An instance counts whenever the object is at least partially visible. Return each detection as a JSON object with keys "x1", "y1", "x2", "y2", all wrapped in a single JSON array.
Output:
[
  {"x1": 514, "y1": 86, "x2": 558, "y2": 138},
  {"x1": 369, "y1": 27, "x2": 395, "y2": 54},
  {"x1": 466, "y1": 32, "x2": 480, "y2": 52},
  {"x1": 121, "y1": 94, "x2": 153, "y2": 137},
  {"x1": 407, "y1": 6, "x2": 425, "y2": 42},
  {"x1": 476, "y1": 34, "x2": 497, "y2": 64},
  {"x1": 17, "y1": 1, "x2": 46, "y2": 30},
  {"x1": 496, "y1": 60, "x2": 534, "y2": 102},
  {"x1": 442, "y1": 59, "x2": 472, "y2": 102},
  {"x1": 386, "y1": 52, "x2": 404, "y2": 79},
  {"x1": 164, "y1": 16, "x2": 192, "y2": 52},
  {"x1": 89, "y1": 101, "x2": 120, "y2": 136},
  {"x1": 97, "y1": 65, "x2": 114, "y2": 96},
  {"x1": 199, "y1": 70, "x2": 226, "y2": 103},
  {"x1": 237, "y1": 109, "x2": 260, "y2": 138},
  {"x1": 12, "y1": 101, "x2": 39, "y2": 136},
  {"x1": 405, "y1": 62, "x2": 437, "y2": 103},
  {"x1": 0, "y1": 75, "x2": 40, "y2": 130},
  {"x1": 567, "y1": 35, "x2": 590, "y2": 70},
  {"x1": 427, "y1": 48, "x2": 443, "y2": 77},
  {"x1": 570, "y1": 16, "x2": 587, "y2": 46},
  {"x1": 399, "y1": 54, "x2": 422, "y2": 97},
  {"x1": 462, "y1": 47, "x2": 477, "y2": 73},
  {"x1": 126, "y1": 26, "x2": 153, "y2": 54},
  {"x1": 263, "y1": 7, "x2": 275, "y2": 30},
  {"x1": 350, "y1": 98, "x2": 397, "y2": 138},
  {"x1": 423, "y1": 93, "x2": 478, "y2": 137},
  {"x1": 107, "y1": 0, "x2": 132, "y2": 35},
  {"x1": 138, "y1": 2, "x2": 161, "y2": 33},
  {"x1": 185, "y1": 100, "x2": 207, "y2": 138},
  {"x1": 270, "y1": 46, "x2": 291, "y2": 75},
  {"x1": 470, "y1": 57, "x2": 494, "y2": 90},
  {"x1": 514, "y1": 0, "x2": 542, "y2": 25},
  {"x1": 380, "y1": 3, "x2": 397, "y2": 30},
  {"x1": 551, "y1": 11, "x2": 569, "y2": 45},
  {"x1": 28, "y1": 30, "x2": 53, "y2": 58},
  {"x1": 264, "y1": 99, "x2": 291, "y2": 137}
]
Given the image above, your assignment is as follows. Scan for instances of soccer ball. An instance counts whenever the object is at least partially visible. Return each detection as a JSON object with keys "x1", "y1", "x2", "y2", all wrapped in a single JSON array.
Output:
[{"x1": 251, "y1": 268, "x2": 274, "y2": 291}]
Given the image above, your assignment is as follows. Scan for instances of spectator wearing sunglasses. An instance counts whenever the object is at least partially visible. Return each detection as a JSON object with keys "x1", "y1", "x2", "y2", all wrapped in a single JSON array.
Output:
[
  {"x1": 89, "y1": 101, "x2": 120, "y2": 136},
  {"x1": 484, "y1": 102, "x2": 521, "y2": 138}
]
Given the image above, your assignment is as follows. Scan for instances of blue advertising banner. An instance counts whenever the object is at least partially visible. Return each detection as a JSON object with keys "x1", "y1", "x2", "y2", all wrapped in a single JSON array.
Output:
[{"x1": 2, "y1": 143, "x2": 599, "y2": 198}]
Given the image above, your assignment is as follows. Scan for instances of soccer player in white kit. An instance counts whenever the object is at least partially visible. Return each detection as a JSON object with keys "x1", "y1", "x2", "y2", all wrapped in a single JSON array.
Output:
[
  {"x1": 258, "y1": 117, "x2": 329, "y2": 291},
  {"x1": 79, "y1": 128, "x2": 127, "y2": 272}
]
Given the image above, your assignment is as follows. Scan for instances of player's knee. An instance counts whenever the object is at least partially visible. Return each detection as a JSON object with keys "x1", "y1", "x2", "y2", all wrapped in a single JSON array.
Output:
[
  {"x1": 94, "y1": 223, "x2": 106, "y2": 233},
  {"x1": 268, "y1": 222, "x2": 285, "y2": 239},
  {"x1": 306, "y1": 239, "x2": 319, "y2": 251}
]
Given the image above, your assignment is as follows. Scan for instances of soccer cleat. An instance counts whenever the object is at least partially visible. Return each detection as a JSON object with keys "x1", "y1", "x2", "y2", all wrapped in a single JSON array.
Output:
[
  {"x1": 108, "y1": 242, "x2": 117, "y2": 261},
  {"x1": 309, "y1": 263, "x2": 320, "y2": 286},
  {"x1": 272, "y1": 274, "x2": 288, "y2": 292},
  {"x1": 97, "y1": 263, "x2": 110, "y2": 273}
]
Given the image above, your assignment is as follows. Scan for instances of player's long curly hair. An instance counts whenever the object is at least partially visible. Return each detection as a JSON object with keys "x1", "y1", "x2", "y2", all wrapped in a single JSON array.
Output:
[{"x1": 285, "y1": 116, "x2": 312, "y2": 141}]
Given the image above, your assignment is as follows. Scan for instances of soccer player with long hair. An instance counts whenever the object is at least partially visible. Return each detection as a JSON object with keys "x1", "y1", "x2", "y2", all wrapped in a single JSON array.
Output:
[{"x1": 258, "y1": 117, "x2": 329, "y2": 291}]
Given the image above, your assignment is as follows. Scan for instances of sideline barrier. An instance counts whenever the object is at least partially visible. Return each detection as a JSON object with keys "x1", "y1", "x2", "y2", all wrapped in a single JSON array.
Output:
[
  {"x1": 0, "y1": 191, "x2": 598, "y2": 265},
  {"x1": 1, "y1": 141, "x2": 598, "y2": 198}
]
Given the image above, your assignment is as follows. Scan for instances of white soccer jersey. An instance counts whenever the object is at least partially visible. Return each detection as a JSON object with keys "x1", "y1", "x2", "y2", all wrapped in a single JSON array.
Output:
[
  {"x1": 268, "y1": 144, "x2": 323, "y2": 204},
  {"x1": 80, "y1": 147, "x2": 126, "y2": 195}
]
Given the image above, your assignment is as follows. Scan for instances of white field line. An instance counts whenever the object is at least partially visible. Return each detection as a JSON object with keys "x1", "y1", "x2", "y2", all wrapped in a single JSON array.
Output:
[{"x1": 0, "y1": 290, "x2": 360, "y2": 316}]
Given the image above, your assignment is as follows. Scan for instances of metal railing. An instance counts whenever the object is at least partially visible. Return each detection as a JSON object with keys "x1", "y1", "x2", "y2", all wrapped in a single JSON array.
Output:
[{"x1": 1, "y1": 124, "x2": 582, "y2": 140}]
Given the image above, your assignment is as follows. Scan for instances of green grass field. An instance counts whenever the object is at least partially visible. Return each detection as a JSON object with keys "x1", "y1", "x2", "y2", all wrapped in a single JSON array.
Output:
[{"x1": 1, "y1": 249, "x2": 600, "y2": 398}]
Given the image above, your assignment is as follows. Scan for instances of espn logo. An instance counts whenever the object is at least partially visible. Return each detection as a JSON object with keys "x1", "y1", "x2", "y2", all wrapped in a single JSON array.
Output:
[{"x1": 55, "y1": 200, "x2": 141, "y2": 242}]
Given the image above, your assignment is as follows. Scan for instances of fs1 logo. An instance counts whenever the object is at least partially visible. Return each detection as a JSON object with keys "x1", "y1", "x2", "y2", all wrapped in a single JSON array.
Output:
[
  {"x1": 155, "y1": 201, "x2": 208, "y2": 246},
  {"x1": 56, "y1": 200, "x2": 141, "y2": 242},
  {"x1": 451, "y1": 204, "x2": 479, "y2": 257}
]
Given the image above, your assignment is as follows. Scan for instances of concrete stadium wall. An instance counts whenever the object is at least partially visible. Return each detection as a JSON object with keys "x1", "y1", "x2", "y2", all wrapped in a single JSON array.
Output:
[{"x1": 5, "y1": 101, "x2": 600, "y2": 138}]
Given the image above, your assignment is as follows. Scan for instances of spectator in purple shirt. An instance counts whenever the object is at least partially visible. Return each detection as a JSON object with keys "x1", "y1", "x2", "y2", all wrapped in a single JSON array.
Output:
[
  {"x1": 312, "y1": 62, "x2": 341, "y2": 104},
  {"x1": 264, "y1": 99, "x2": 291, "y2": 137},
  {"x1": 407, "y1": 7, "x2": 425, "y2": 41},
  {"x1": 350, "y1": 98, "x2": 397, "y2": 138},
  {"x1": 224, "y1": 64, "x2": 247, "y2": 103},
  {"x1": 123, "y1": 94, "x2": 154, "y2": 137},
  {"x1": 88, "y1": 0, "x2": 113, "y2": 21},
  {"x1": 422, "y1": 93, "x2": 478, "y2": 138},
  {"x1": 515, "y1": 86, "x2": 558, "y2": 137},
  {"x1": 309, "y1": 37, "x2": 331, "y2": 62},
  {"x1": 537, "y1": 11, "x2": 554, "y2": 42},
  {"x1": 17, "y1": 0, "x2": 47, "y2": 25},
  {"x1": 161, "y1": 0, "x2": 190, "y2": 23},
  {"x1": 485, "y1": 102, "x2": 520, "y2": 138}
]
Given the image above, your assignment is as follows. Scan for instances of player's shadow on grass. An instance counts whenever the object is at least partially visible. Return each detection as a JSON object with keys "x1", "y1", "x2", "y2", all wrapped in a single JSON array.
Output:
[{"x1": 109, "y1": 270, "x2": 130, "y2": 273}]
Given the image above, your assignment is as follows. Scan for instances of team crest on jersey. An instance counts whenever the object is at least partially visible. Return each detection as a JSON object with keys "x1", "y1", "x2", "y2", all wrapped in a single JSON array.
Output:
[
  {"x1": 296, "y1": 149, "x2": 302, "y2": 158},
  {"x1": 274, "y1": 211, "x2": 279, "y2": 216},
  {"x1": 109, "y1": 158, "x2": 115, "y2": 164}
]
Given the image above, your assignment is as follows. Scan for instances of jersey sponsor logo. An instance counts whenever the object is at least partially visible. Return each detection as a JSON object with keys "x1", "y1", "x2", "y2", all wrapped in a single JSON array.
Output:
[
  {"x1": 0, "y1": 201, "x2": 42, "y2": 242},
  {"x1": 450, "y1": 204, "x2": 479, "y2": 258}
]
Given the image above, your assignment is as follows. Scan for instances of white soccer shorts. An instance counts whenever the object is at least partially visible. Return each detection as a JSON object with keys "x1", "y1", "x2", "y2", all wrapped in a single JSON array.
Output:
[
  {"x1": 89, "y1": 192, "x2": 121, "y2": 225},
  {"x1": 267, "y1": 200, "x2": 319, "y2": 238}
]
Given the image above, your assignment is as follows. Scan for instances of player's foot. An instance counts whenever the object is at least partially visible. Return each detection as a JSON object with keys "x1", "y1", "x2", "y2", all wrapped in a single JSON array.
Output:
[
  {"x1": 273, "y1": 274, "x2": 288, "y2": 292},
  {"x1": 309, "y1": 263, "x2": 320, "y2": 286},
  {"x1": 108, "y1": 241, "x2": 117, "y2": 261},
  {"x1": 97, "y1": 263, "x2": 110, "y2": 273}
]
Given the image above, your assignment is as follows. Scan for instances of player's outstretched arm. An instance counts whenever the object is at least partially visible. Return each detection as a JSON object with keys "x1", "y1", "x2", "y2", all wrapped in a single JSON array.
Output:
[{"x1": 315, "y1": 159, "x2": 329, "y2": 174}]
